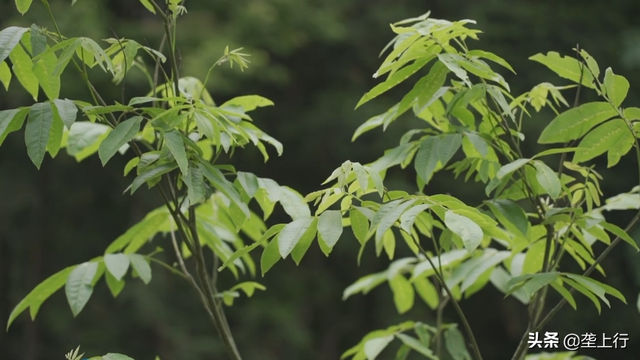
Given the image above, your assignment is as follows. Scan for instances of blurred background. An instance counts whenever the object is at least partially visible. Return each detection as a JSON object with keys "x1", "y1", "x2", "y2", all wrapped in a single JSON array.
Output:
[{"x1": 2, "y1": 0, "x2": 640, "y2": 359}]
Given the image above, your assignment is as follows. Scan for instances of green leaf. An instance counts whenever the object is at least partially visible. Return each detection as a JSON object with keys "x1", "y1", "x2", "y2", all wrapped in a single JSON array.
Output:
[
  {"x1": 221, "y1": 95, "x2": 274, "y2": 112},
  {"x1": 529, "y1": 51, "x2": 595, "y2": 89},
  {"x1": 318, "y1": 210, "x2": 344, "y2": 249},
  {"x1": 414, "y1": 137, "x2": 438, "y2": 184},
  {"x1": 200, "y1": 162, "x2": 250, "y2": 216},
  {"x1": 291, "y1": 218, "x2": 318, "y2": 265},
  {"x1": 600, "y1": 221, "x2": 639, "y2": 250},
  {"x1": 573, "y1": 119, "x2": 630, "y2": 165},
  {"x1": 549, "y1": 280, "x2": 577, "y2": 310},
  {"x1": 230, "y1": 281, "x2": 267, "y2": 297},
  {"x1": 461, "y1": 250, "x2": 510, "y2": 292},
  {"x1": 65, "y1": 262, "x2": 98, "y2": 316},
  {"x1": 46, "y1": 109, "x2": 64, "y2": 157},
  {"x1": 6, "y1": 265, "x2": 75, "y2": 330},
  {"x1": 102, "y1": 354, "x2": 135, "y2": 360},
  {"x1": 163, "y1": 130, "x2": 188, "y2": 175},
  {"x1": 260, "y1": 236, "x2": 281, "y2": 276},
  {"x1": 52, "y1": 99, "x2": 78, "y2": 130},
  {"x1": 184, "y1": 165, "x2": 205, "y2": 204},
  {"x1": 444, "y1": 326, "x2": 472, "y2": 360},
  {"x1": 278, "y1": 217, "x2": 315, "y2": 258},
  {"x1": 414, "y1": 61, "x2": 449, "y2": 112},
  {"x1": 14, "y1": 0, "x2": 33, "y2": 13},
  {"x1": 138, "y1": 0, "x2": 156, "y2": 13},
  {"x1": 507, "y1": 272, "x2": 559, "y2": 299},
  {"x1": 497, "y1": 158, "x2": 530, "y2": 179},
  {"x1": 103, "y1": 253, "x2": 130, "y2": 281},
  {"x1": 350, "y1": 208, "x2": 369, "y2": 245},
  {"x1": 99, "y1": 116, "x2": 142, "y2": 165},
  {"x1": 9, "y1": 38, "x2": 39, "y2": 100},
  {"x1": 356, "y1": 58, "x2": 430, "y2": 109},
  {"x1": 66, "y1": 122, "x2": 111, "y2": 157},
  {"x1": 25, "y1": 102, "x2": 54, "y2": 169},
  {"x1": 538, "y1": 102, "x2": 617, "y2": 144},
  {"x1": 377, "y1": 200, "x2": 417, "y2": 243},
  {"x1": 53, "y1": 39, "x2": 80, "y2": 76},
  {"x1": 0, "y1": 27, "x2": 29, "y2": 62},
  {"x1": 413, "y1": 277, "x2": 438, "y2": 309},
  {"x1": 220, "y1": 223, "x2": 284, "y2": 271},
  {"x1": 29, "y1": 25, "x2": 46, "y2": 57},
  {"x1": 395, "y1": 334, "x2": 436, "y2": 359},
  {"x1": 363, "y1": 335, "x2": 395, "y2": 360},
  {"x1": 486, "y1": 199, "x2": 528, "y2": 237},
  {"x1": 0, "y1": 108, "x2": 28, "y2": 146},
  {"x1": 603, "y1": 67, "x2": 629, "y2": 108},
  {"x1": 279, "y1": 186, "x2": 311, "y2": 220},
  {"x1": 468, "y1": 49, "x2": 516, "y2": 74},
  {"x1": 128, "y1": 254, "x2": 151, "y2": 284},
  {"x1": 124, "y1": 157, "x2": 139, "y2": 176},
  {"x1": 105, "y1": 271, "x2": 125, "y2": 298},
  {"x1": 444, "y1": 211, "x2": 483, "y2": 253},
  {"x1": 32, "y1": 49, "x2": 60, "y2": 100},
  {"x1": 0, "y1": 61, "x2": 11, "y2": 90},
  {"x1": 389, "y1": 275, "x2": 414, "y2": 314},
  {"x1": 130, "y1": 163, "x2": 177, "y2": 194},
  {"x1": 237, "y1": 171, "x2": 259, "y2": 198},
  {"x1": 533, "y1": 160, "x2": 561, "y2": 199}
]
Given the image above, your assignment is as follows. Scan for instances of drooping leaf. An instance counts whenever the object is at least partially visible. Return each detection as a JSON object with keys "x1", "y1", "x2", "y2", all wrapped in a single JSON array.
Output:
[
  {"x1": 0, "y1": 61, "x2": 11, "y2": 90},
  {"x1": 444, "y1": 211, "x2": 483, "y2": 253},
  {"x1": 600, "y1": 221, "x2": 639, "y2": 251},
  {"x1": 99, "y1": 116, "x2": 142, "y2": 165},
  {"x1": 260, "y1": 236, "x2": 281, "y2": 276},
  {"x1": 318, "y1": 210, "x2": 343, "y2": 249},
  {"x1": 291, "y1": 218, "x2": 318, "y2": 265},
  {"x1": 278, "y1": 217, "x2": 315, "y2": 258},
  {"x1": 46, "y1": 108, "x2": 64, "y2": 157},
  {"x1": 279, "y1": 186, "x2": 311, "y2": 220},
  {"x1": 29, "y1": 25, "x2": 47, "y2": 57},
  {"x1": 32, "y1": 49, "x2": 60, "y2": 100},
  {"x1": 6, "y1": 265, "x2": 76, "y2": 330},
  {"x1": 52, "y1": 99, "x2": 78, "y2": 130},
  {"x1": 538, "y1": 102, "x2": 617, "y2": 144},
  {"x1": 395, "y1": 334, "x2": 436, "y2": 359},
  {"x1": 105, "y1": 271, "x2": 125, "y2": 298},
  {"x1": 414, "y1": 137, "x2": 439, "y2": 184},
  {"x1": 496, "y1": 158, "x2": 530, "y2": 179},
  {"x1": 163, "y1": 130, "x2": 188, "y2": 175},
  {"x1": 603, "y1": 67, "x2": 629, "y2": 108},
  {"x1": 0, "y1": 27, "x2": 29, "y2": 62},
  {"x1": 350, "y1": 208, "x2": 369, "y2": 245},
  {"x1": 129, "y1": 163, "x2": 177, "y2": 194},
  {"x1": 128, "y1": 254, "x2": 152, "y2": 284},
  {"x1": 237, "y1": 171, "x2": 259, "y2": 198},
  {"x1": 9, "y1": 38, "x2": 39, "y2": 100},
  {"x1": 363, "y1": 335, "x2": 395, "y2": 360},
  {"x1": 0, "y1": 108, "x2": 28, "y2": 146},
  {"x1": 103, "y1": 253, "x2": 130, "y2": 281},
  {"x1": 533, "y1": 160, "x2": 561, "y2": 199},
  {"x1": 66, "y1": 121, "x2": 111, "y2": 157},
  {"x1": 25, "y1": 102, "x2": 54, "y2": 169},
  {"x1": 444, "y1": 326, "x2": 472, "y2": 360},
  {"x1": 389, "y1": 275, "x2": 414, "y2": 314},
  {"x1": 65, "y1": 262, "x2": 98, "y2": 316}
]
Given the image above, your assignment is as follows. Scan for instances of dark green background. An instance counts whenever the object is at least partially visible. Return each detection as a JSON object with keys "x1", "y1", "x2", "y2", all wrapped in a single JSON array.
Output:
[{"x1": 2, "y1": 0, "x2": 640, "y2": 359}]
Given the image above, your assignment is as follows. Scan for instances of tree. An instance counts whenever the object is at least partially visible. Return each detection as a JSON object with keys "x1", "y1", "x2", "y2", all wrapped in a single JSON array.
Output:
[{"x1": 2, "y1": 2, "x2": 638, "y2": 360}]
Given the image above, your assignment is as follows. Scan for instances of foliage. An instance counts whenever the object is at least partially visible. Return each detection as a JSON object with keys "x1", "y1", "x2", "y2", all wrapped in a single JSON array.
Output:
[{"x1": 3, "y1": 1, "x2": 640, "y2": 360}]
